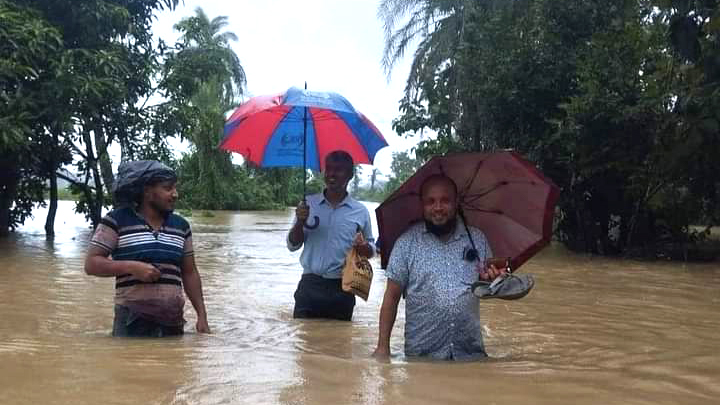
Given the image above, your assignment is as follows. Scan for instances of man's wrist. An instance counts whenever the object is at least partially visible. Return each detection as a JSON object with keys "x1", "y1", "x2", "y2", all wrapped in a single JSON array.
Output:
[{"x1": 126, "y1": 261, "x2": 143, "y2": 276}]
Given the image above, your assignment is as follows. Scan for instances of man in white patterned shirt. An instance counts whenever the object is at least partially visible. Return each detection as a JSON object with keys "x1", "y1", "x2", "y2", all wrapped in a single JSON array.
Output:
[{"x1": 373, "y1": 174, "x2": 505, "y2": 360}]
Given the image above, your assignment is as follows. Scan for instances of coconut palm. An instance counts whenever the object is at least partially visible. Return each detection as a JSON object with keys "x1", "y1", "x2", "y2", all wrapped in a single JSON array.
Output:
[
  {"x1": 167, "y1": 6, "x2": 246, "y2": 103},
  {"x1": 378, "y1": 0, "x2": 468, "y2": 146},
  {"x1": 163, "y1": 7, "x2": 246, "y2": 208},
  {"x1": 378, "y1": 0, "x2": 464, "y2": 93}
]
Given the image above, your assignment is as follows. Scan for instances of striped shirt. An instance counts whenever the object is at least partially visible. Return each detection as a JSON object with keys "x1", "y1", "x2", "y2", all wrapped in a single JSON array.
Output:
[
  {"x1": 386, "y1": 220, "x2": 493, "y2": 361},
  {"x1": 89, "y1": 207, "x2": 193, "y2": 325}
]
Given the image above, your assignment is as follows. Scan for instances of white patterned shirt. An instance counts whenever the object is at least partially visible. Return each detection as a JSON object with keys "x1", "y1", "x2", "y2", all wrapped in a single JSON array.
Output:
[{"x1": 386, "y1": 219, "x2": 493, "y2": 360}]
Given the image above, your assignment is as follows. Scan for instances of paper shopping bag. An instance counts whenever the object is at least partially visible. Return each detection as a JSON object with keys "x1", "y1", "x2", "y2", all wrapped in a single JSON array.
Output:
[{"x1": 341, "y1": 246, "x2": 373, "y2": 301}]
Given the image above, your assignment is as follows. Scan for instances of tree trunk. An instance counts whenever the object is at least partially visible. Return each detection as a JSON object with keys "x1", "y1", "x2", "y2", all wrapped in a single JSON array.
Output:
[
  {"x1": 93, "y1": 125, "x2": 115, "y2": 195},
  {"x1": 44, "y1": 131, "x2": 60, "y2": 237},
  {"x1": 83, "y1": 129, "x2": 103, "y2": 227},
  {"x1": 45, "y1": 170, "x2": 58, "y2": 237},
  {"x1": 0, "y1": 207, "x2": 11, "y2": 237},
  {"x1": 0, "y1": 185, "x2": 16, "y2": 237},
  {"x1": 92, "y1": 168, "x2": 103, "y2": 226},
  {"x1": 0, "y1": 155, "x2": 20, "y2": 237}
]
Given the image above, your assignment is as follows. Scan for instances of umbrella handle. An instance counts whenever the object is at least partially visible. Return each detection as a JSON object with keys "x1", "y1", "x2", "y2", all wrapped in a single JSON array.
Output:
[{"x1": 304, "y1": 215, "x2": 320, "y2": 229}]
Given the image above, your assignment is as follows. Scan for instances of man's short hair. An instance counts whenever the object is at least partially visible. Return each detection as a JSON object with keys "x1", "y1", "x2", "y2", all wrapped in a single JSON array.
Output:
[
  {"x1": 420, "y1": 174, "x2": 458, "y2": 199},
  {"x1": 325, "y1": 150, "x2": 354, "y2": 172}
]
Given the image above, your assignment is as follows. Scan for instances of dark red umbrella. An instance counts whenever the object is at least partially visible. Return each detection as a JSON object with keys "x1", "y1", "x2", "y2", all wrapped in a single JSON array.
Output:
[{"x1": 376, "y1": 151, "x2": 560, "y2": 270}]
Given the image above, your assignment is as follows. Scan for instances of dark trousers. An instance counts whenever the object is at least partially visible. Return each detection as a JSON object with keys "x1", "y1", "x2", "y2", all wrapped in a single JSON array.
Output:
[
  {"x1": 112, "y1": 305, "x2": 184, "y2": 337},
  {"x1": 293, "y1": 274, "x2": 355, "y2": 321}
]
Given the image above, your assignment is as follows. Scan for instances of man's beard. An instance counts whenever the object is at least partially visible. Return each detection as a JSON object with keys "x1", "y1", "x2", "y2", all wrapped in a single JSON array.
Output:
[
  {"x1": 425, "y1": 216, "x2": 457, "y2": 237},
  {"x1": 149, "y1": 200, "x2": 173, "y2": 215}
]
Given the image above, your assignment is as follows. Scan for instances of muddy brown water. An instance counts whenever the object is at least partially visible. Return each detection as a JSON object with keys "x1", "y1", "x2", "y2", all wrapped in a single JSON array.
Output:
[{"x1": 1, "y1": 201, "x2": 718, "y2": 405}]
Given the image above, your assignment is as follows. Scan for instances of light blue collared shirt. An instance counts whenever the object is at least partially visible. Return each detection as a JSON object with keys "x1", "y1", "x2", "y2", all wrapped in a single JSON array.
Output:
[{"x1": 287, "y1": 192, "x2": 376, "y2": 279}]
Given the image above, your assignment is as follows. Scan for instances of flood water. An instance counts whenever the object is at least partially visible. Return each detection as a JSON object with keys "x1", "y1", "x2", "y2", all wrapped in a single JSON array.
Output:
[{"x1": 1, "y1": 201, "x2": 718, "y2": 405}]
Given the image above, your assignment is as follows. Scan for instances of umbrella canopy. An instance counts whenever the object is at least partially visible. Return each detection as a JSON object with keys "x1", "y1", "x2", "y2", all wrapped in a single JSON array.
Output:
[
  {"x1": 376, "y1": 151, "x2": 560, "y2": 270},
  {"x1": 219, "y1": 86, "x2": 388, "y2": 172}
]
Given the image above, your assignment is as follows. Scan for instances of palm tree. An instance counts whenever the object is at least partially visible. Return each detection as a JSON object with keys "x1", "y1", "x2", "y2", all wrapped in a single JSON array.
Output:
[
  {"x1": 169, "y1": 7, "x2": 246, "y2": 103},
  {"x1": 378, "y1": 0, "x2": 464, "y2": 91},
  {"x1": 164, "y1": 8, "x2": 246, "y2": 208},
  {"x1": 378, "y1": 0, "x2": 466, "y2": 144}
]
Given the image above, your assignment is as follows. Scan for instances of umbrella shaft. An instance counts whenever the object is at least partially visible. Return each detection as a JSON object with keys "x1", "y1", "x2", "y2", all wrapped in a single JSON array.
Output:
[{"x1": 303, "y1": 106, "x2": 307, "y2": 200}]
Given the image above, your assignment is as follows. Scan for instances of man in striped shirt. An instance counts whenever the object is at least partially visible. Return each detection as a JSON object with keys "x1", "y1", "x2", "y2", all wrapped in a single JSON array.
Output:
[{"x1": 84, "y1": 161, "x2": 210, "y2": 337}]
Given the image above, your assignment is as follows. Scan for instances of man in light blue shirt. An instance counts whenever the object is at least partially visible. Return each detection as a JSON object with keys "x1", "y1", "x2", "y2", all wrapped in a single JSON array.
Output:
[{"x1": 287, "y1": 150, "x2": 376, "y2": 321}]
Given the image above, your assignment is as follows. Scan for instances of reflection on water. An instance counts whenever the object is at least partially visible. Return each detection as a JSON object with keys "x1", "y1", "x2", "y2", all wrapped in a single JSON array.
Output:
[{"x1": 1, "y1": 201, "x2": 719, "y2": 404}]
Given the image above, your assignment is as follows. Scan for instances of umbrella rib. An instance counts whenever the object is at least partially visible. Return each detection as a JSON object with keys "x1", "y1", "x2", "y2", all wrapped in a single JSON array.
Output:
[
  {"x1": 461, "y1": 181, "x2": 508, "y2": 203},
  {"x1": 459, "y1": 158, "x2": 537, "y2": 199},
  {"x1": 461, "y1": 179, "x2": 542, "y2": 214},
  {"x1": 275, "y1": 110, "x2": 339, "y2": 122},
  {"x1": 384, "y1": 179, "x2": 538, "y2": 207},
  {"x1": 461, "y1": 206, "x2": 504, "y2": 215},
  {"x1": 457, "y1": 159, "x2": 486, "y2": 197},
  {"x1": 463, "y1": 180, "x2": 541, "y2": 203}
]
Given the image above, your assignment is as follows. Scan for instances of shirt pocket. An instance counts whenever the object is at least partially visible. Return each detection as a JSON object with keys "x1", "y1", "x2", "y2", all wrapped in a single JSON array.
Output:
[{"x1": 337, "y1": 218, "x2": 361, "y2": 240}]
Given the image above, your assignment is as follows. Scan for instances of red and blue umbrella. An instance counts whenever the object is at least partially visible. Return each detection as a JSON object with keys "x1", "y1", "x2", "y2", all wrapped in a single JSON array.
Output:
[
  {"x1": 220, "y1": 86, "x2": 388, "y2": 172},
  {"x1": 220, "y1": 85, "x2": 388, "y2": 228}
]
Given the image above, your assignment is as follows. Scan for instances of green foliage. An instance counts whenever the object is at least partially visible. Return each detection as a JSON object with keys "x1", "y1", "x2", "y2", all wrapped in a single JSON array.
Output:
[
  {"x1": 161, "y1": 7, "x2": 251, "y2": 210},
  {"x1": 0, "y1": 1, "x2": 61, "y2": 149},
  {"x1": 0, "y1": 1, "x2": 65, "y2": 234},
  {"x1": 1, "y1": 0, "x2": 181, "y2": 235},
  {"x1": 380, "y1": 0, "x2": 465, "y2": 150},
  {"x1": 175, "y1": 152, "x2": 321, "y2": 210},
  {"x1": 54, "y1": 187, "x2": 81, "y2": 201},
  {"x1": 349, "y1": 152, "x2": 424, "y2": 202},
  {"x1": 382, "y1": 0, "x2": 720, "y2": 259},
  {"x1": 162, "y1": 7, "x2": 323, "y2": 211},
  {"x1": 383, "y1": 151, "x2": 424, "y2": 196},
  {"x1": 353, "y1": 188, "x2": 386, "y2": 203},
  {"x1": 163, "y1": 7, "x2": 246, "y2": 102}
]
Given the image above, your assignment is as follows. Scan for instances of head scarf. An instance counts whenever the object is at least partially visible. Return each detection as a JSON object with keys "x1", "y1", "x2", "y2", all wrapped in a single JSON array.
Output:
[{"x1": 112, "y1": 160, "x2": 177, "y2": 208}]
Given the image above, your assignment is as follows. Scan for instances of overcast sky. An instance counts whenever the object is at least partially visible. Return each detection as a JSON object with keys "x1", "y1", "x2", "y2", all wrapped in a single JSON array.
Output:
[{"x1": 152, "y1": 0, "x2": 429, "y2": 178}]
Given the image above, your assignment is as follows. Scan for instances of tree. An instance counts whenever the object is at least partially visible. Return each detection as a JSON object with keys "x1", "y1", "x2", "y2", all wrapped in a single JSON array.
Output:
[
  {"x1": 379, "y1": 0, "x2": 465, "y2": 146},
  {"x1": 352, "y1": 166, "x2": 363, "y2": 195},
  {"x1": 654, "y1": 0, "x2": 720, "y2": 232},
  {"x1": 381, "y1": 0, "x2": 720, "y2": 259},
  {"x1": 162, "y1": 7, "x2": 247, "y2": 209},
  {"x1": 166, "y1": 7, "x2": 246, "y2": 100},
  {"x1": 0, "y1": 1, "x2": 65, "y2": 236},
  {"x1": 0, "y1": 0, "x2": 182, "y2": 235},
  {"x1": 370, "y1": 168, "x2": 381, "y2": 192},
  {"x1": 550, "y1": 5, "x2": 672, "y2": 254},
  {"x1": 383, "y1": 151, "x2": 423, "y2": 195}
]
